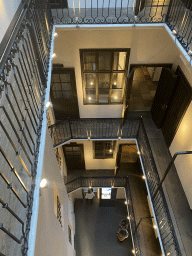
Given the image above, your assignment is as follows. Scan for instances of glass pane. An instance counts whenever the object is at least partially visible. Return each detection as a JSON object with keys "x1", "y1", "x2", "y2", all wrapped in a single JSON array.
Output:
[
  {"x1": 112, "y1": 73, "x2": 124, "y2": 89},
  {"x1": 83, "y1": 52, "x2": 96, "y2": 71},
  {"x1": 113, "y1": 52, "x2": 127, "y2": 70},
  {"x1": 51, "y1": 74, "x2": 60, "y2": 82},
  {"x1": 60, "y1": 73, "x2": 70, "y2": 82},
  {"x1": 98, "y1": 73, "x2": 110, "y2": 88},
  {"x1": 111, "y1": 89, "x2": 123, "y2": 103},
  {"x1": 63, "y1": 91, "x2": 73, "y2": 99},
  {"x1": 86, "y1": 89, "x2": 96, "y2": 104},
  {"x1": 61, "y1": 83, "x2": 71, "y2": 91},
  {"x1": 84, "y1": 74, "x2": 96, "y2": 89},
  {"x1": 98, "y1": 88, "x2": 109, "y2": 104},
  {"x1": 52, "y1": 83, "x2": 60, "y2": 90},
  {"x1": 98, "y1": 51, "x2": 111, "y2": 70}
]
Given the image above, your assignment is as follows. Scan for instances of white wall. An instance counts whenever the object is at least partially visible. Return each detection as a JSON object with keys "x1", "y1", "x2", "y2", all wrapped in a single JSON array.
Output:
[
  {"x1": 0, "y1": 0, "x2": 21, "y2": 43},
  {"x1": 53, "y1": 26, "x2": 178, "y2": 118},
  {"x1": 34, "y1": 128, "x2": 75, "y2": 256}
]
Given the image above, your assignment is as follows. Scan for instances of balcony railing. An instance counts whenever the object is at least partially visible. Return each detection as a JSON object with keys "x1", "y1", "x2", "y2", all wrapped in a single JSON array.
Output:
[
  {"x1": 49, "y1": 117, "x2": 181, "y2": 256},
  {"x1": 0, "y1": 0, "x2": 52, "y2": 255},
  {"x1": 50, "y1": 0, "x2": 192, "y2": 55},
  {"x1": 65, "y1": 175, "x2": 141, "y2": 256}
]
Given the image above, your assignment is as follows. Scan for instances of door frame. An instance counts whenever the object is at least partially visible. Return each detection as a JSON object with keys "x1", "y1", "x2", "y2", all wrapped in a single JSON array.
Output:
[{"x1": 124, "y1": 63, "x2": 173, "y2": 114}]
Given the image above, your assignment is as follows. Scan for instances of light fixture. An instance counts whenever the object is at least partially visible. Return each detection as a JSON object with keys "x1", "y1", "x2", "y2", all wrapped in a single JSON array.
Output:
[
  {"x1": 172, "y1": 29, "x2": 177, "y2": 35},
  {"x1": 132, "y1": 249, "x2": 135, "y2": 254},
  {"x1": 52, "y1": 53, "x2": 57, "y2": 59},
  {"x1": 89, "y1": 186, "x2": 92, "y2": 189},
  {"x1": 109, "y1": 149, "x2": 112, "y2": 153},
  {"x1": 125, "y1": 201, "x2": 127, "y2": 205},
  {"x1": 137, "y1": 151, "x2": 140, "y2": 155},
  {"x1": 114, "y1": 82, "x2": 117, "y2": 85},
  {"x1": 153, "y1": 225, "x2": 157, "y2": 229},
  {"x1": 90, "y1": 82, "x2": 93, "y2": 85},
  {"x1": 54, "y1": 32, "x2": 58, "y2": 37},
  {"x1": 88, "y1": 136, "x2": 90, "y2": 140},
  {"x1": 88, "y1": 97, "x2": 92, "y2": 100},
  {"x1": 142, "y1": 175, "x2": 146, "y2": 180},
  {"x1": 114, "y1": 96, "x2": 117, "y2": 99},
  {"x1": 127, "y1": 216, "x2": 130, "y2": 220},
  {"x1": 45, "y1": 101, "x2": 53, "y2": 108},
  {"x1": 118, "y1": 136, "x2": 121, "y2": 140},
  {"x1": 188, "y1": 50, "x2": 192, "y2": 56},
  {"x1": 40, "y1": 178, "x2": 48, "y2": 188}
]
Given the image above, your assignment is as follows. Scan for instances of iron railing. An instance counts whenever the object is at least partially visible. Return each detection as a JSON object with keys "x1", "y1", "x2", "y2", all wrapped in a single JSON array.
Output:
[
  {"x1": 65, "y1": 175, "x2": 141, "y2": 256},
  {"x1": 48, "y1": 117, "x2": 140, "y2": 148},
  {"x1": 137, "y1": 120, "x2": 182, "y2": 256},
  {"x1": 50, "y1": 0, "x2": 192, "y2": 55},
  {"x1": 50, "y1": 117, "x2": 182, "y2": 256},
  {"x1": 0, "y1": 0, "x2": 52, "y2": 255}
]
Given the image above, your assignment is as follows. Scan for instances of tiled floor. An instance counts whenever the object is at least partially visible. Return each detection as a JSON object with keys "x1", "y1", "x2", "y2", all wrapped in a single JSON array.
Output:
[{"x1": 128, "y1": 67, "x2": 158, "y2": 111}]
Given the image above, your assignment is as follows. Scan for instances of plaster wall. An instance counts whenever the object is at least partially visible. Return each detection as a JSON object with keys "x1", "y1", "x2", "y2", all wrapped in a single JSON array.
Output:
[
  {"x1": 34, "y1": 128, "x2": 75, "y2": 256},
  {"x1": 53, "y1": 26, "x2": 178, "y2": 118},
  {"x1": 0, "y1": 0, "x2": 21, "y2": 43}
]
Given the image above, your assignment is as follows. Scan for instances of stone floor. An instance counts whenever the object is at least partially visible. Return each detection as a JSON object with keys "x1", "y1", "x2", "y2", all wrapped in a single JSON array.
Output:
[
  {"x1": 128, "y1": 67, "x2": 158, "y2": 111},
  {"x1": 74, "y1": 199, "x2": 133, "y2": 256}
]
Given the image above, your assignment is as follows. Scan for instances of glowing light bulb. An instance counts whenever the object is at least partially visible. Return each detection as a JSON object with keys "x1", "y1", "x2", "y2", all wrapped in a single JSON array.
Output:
[
  {"x1": 153, "y1": 225, "x2": 157, "y2": 229},
  {"x1": 132, "y1": 249, "x2": 135, "y2": 254},
  {"x1": 127, "y1": 216, "x2": 130, "y2": 220},
  {"x1": 109, "y1": 149, "x2": 112, "y2": 153},
  {"x1": 172, "y1": 30, "x2": 177, "y2": 35},
  {"x1": 88, "y1": 97, "x2": 92, "y2": 100},
  {"x1": 45, "y1": 101, "x2": 52, "y2": 108},
  {"x1": 142, "y1": 175, "x2": 146, "y2": 180},
  {"x1": 114, "y1": 82, "x2": 117, "y2": 85},
  {"x1": 54, "y1": 32, "x2": 58, "y2": 37},
  {"x1": 114, "y1": 96, "x2": 117, "y2": 99},
  {"x1": 40, "y1": 179, "x2": 48, "y2": 188},
  {"x1": 90, "y1": 82, "x2": 93, "y2": 85},
  {"x1": 137, "y1": 151, "x2": 140, "y2": 155},
  {"x1": 125, "y1": 201, "x2": 127, "y2": 205},
  {"x1": 52, "y1": 53, "x2": 57, "y2": 59}
]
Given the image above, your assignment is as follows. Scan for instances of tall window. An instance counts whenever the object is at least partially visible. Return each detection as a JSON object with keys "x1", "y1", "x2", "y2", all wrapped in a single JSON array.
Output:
[
  {"x1": 57, "y1": 196, "x2": 62, "y2": 227},
  {"x1": 94, "y1": 141, "x2": 116, "y2": 159},
  {"x1": 80, "y1": 49, "x2": 130, "y2": 104}
]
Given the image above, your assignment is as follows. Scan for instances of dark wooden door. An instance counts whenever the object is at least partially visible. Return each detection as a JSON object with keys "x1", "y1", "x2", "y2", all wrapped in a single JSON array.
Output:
[
  {"x1": 161, "y1": 66, "x2": 192, "y2": 146},
  {"x1": 51, "y1": 66, "x2": 80, "y2": 120},
  {"x1": 63, "y1": 144, "x2": 85, "y2": 170},
  {"x1": 151, "y1": 68, "x2": 178, "y2": 128}
]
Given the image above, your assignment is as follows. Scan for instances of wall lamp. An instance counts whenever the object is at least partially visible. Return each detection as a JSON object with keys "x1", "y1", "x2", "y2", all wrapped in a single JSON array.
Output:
[
  {"x1": 39, "y1": 178, "x2": 49, "y2": 196},
  {"x1": 45, "y1": 101, "x2": 53, "y2": 109}
]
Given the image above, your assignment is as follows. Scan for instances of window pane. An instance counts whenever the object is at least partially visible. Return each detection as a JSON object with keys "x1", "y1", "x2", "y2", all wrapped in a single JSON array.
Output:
[
  {"x1": 98, "y1": 51, "x2": 111, "y2": 70},
  {"x1": 111, "y1": 89, "x2": 123, "y2": 103},
  {"x1": 61, "y1": 83, "x2": 71, "y2": 90},
  {"x1": 98, "y1": 73, "x2": 110, "y2": 88},
  {"x1": 51, "y1": 74, "x2": 60, "y2": 82},
  {"x1": 63, "y1": 91, "x2": 73, "y2": 99},
  {"x1": 112, "y1": 73, "x2": 124, "y2": 89},
  {"x1": 113, "y1": 52, "x2": 127, "y2": 70},
  {"x1": 84, "y1": 74, "x2": 96, "y2": 89},
  {"x1": 83, "y1": 52, "x2": 96, "y2": 71},
  {"x1": 98, "y1": 89, "x2": 109, "y2": 104},
  {"x1": 60, "y1": 73, "x2": 70, "y2": 82},
  {"x1": 86, "y1": 89, "x2": 96, "y2": 104}
]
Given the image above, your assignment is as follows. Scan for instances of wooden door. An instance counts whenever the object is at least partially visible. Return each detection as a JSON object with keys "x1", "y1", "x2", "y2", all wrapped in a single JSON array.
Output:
[
  {"x1": 161, "y1": 66, "x2": 192, "y2": 146},
  {"x1": 151, "y1": 68, "x2": 178, "y2": 128},
  {"x1": 51, "y1": 66, "x2": 80, "y2": 120},
  {"x1": 63, "y1": 144, "x2": 85, "y2": 170}
]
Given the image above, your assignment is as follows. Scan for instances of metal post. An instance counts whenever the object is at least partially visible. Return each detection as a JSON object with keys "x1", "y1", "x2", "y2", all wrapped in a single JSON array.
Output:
[
  {"x1": 152, "y1": 151, "x2": 192, "y2": 200},
  {"x1": 136, "y1": 216, "x2": 154, "y2": 230}
]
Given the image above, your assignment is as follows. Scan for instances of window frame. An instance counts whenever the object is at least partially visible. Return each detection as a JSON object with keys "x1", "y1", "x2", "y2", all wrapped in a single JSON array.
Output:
[
  {"x1": 93, "y1": 141, "x2": 116, "y2": 159},
  {"x1": 80, "y1": 49, "x2": 130, "y2": 105}
]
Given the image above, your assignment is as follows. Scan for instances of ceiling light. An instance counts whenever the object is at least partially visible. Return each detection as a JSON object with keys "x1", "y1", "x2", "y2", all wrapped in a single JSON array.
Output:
[
  {"x1": 40, "y1": 179, "x2": 48, "y2": 188},
  {"x1": 111, "y1": 185, "x2": 114, "y2": 188},
  {"x1": 88, "y1": 97, "x2": 92, "y2": 100},
  {"x1": 54, "y1": 32, "x2": 58, "y2": 37},
  {"x1": 90, "y1": 82, "x2": 93, "y2": 85},
  {"x1": 114, "y1": 82, "x2": 117, "y2": 85},
  {"x1": 132, "y1": 249, "x2": 135, "y2": 254},
  {"x1": 142, "y1": 175, "x2": 146, "y2": 180},
  {"x1": 127, "y1": 216, "x2": 130, "y2": 220},
  {"x1": 89, "y1": 186, "x2": 92, "y2": 189},
  {"x1": 172, "y1": 30, "x2": 177, "y2": 35},
  {"x1": 118, "y1": 137, "x2": 121, "y2": 140},
  {"x1": 52, "y1": 53, "x2": 57, "y2": 59},
  {"x1": 125, "y1": 201, "x2": 127, "y2": 205},
  {"x1": 109, "y1": 149, "x2": 112, "y2": 153},
  {"x1": 137, "y1": 151, "x2": 140, "y2": 155},
  {"x1": 45, "y1": 101, "x2": 53, "y2": 108},
  {"x1": 188, "y1": 50, "x2": 192, "y2": 56},
  {"x1": 114, "y1": 96, "x2": 117, "y2": 99},
  {"x1": 153, "y1": 225, "x2": 157, "y2": 229}
]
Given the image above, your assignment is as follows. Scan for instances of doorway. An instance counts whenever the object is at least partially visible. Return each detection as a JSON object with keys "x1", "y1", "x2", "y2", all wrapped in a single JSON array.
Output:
[
  {"x1": 63, "y1": 143, "x2": 85, "y2": 170},
  {"x1": 125, "y1": 64, "x2": 172, "y2": 113}
]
